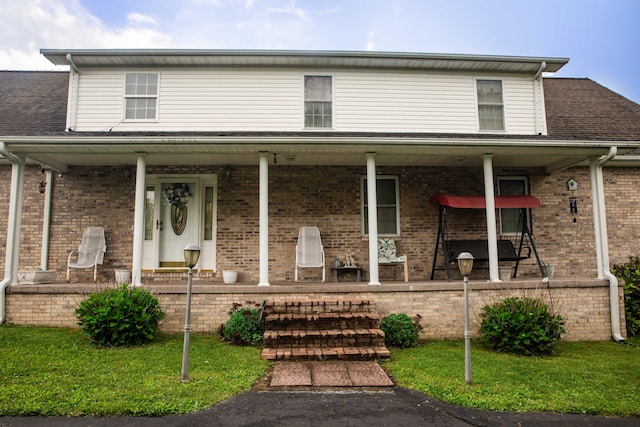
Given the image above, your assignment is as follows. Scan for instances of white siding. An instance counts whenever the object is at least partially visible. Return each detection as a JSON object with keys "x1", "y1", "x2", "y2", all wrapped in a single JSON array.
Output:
[{"x1": 72, "y1": 67, "x2": 539, "y2": 134}]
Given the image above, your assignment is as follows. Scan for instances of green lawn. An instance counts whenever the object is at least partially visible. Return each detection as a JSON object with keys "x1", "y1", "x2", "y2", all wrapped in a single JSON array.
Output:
[
  {"x1": 1, "y1": 325, "x2": 638, "y2": 417},
  {"x1": 383, "y1": 339, "x2": 640, "y2": 417},
  {"x1": 0, "y1": 325, "x2": 268, "y2": 416}
]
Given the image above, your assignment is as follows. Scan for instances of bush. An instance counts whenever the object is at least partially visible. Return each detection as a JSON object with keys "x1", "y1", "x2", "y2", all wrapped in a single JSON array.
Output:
[
  {"x1": 381, "y1": 313, "x2": 420, "y2": 348},
  {"x1": 222, "y1": 308, "x2": 264, "y2": 346},
  {"x1": 612, "y1": 256, "x2": 640, "y2": 337},
  {"x1": 479, "y1": 296, "x2": 566, "y2": 356},
  {"x1": 75, "y1": 284, "x2": 164, "y2": 347}
]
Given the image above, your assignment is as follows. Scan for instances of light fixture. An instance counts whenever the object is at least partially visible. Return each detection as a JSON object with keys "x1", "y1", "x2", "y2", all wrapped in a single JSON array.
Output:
[
  {"x1": 457, "y1": 251, "x2": 474, "y2": 385},
  {"x1": 181, "y1": 243, "x2": 201, "y2": 383},
  {"x1": 183, "y1": 244, "x2": 201, "y2": 268}
]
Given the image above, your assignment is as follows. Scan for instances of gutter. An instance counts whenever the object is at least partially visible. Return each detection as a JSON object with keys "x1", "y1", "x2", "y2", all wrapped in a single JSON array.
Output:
[
  {"x1": 590, "y1": 147, "x2": 625, "y2": 342},
  {"x1": 0, "y1": 143, "x2": 25, "y2": 325}
]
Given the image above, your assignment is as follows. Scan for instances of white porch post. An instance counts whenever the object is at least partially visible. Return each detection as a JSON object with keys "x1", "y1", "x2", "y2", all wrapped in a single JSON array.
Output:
[
  {"x1": 0, "y1": 147, "x2": 25, "y2": 324},
  {"x1": 258, "y1": 152, "x2": 270, "y2": 286},
  {"x1": 40, "y1": 170, "x2": 54, "y2": 270},
  {"x1": 366, "y1": 153, "x2": 380, "y2": 285},
  {"x1": 482, "y1": 154, "x2": 500, "y2": 282},
  {"x1": 131, "y1": 153, "x2": 146, "y2": 287},
  {"x1": 5, "y1": 153, "x2": 26, "y2": 285}
]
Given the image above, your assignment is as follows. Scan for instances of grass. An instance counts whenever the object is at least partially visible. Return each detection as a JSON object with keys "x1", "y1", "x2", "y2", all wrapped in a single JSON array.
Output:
[
  {"x1": 0, "y1": 325, "x2": 268, "y2": 416},
  {"x1": 1, "y1": 325, "x2": 638, "y2": 417},
  {"x1": 383, "y1": 338, "x2": 640, "y2": 417}
]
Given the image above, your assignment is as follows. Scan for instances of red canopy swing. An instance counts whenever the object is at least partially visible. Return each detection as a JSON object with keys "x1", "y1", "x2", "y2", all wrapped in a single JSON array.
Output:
[{"x1": 429, "y1": 194, "x2": 546, "y2": 280}]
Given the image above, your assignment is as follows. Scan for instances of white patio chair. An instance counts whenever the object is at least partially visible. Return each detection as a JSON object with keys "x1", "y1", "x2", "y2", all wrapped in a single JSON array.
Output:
[
  {"x1": 378, "y1": 238, "x2": 409, "y2": 282},
  {"x1": 295, "y1": 226, "x2": 325, "y2": 282},
  {"x1": 66, "y1": 227, "x2": 106, "y2": 282}
]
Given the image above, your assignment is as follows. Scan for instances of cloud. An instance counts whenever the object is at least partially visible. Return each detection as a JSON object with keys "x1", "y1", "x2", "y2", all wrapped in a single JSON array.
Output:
[
  {"x1": 126, "y1": 12, "x2": 158, "y2": 26},
  {"x1": 266, "y1": 1, "x2": 307, "y2": 21},
  {"x1": 0, "y1": 0, "x2": 172, "y2": 70},
  {"x1": 366, "y1": 31, "x2": 375, "y2": 51}
]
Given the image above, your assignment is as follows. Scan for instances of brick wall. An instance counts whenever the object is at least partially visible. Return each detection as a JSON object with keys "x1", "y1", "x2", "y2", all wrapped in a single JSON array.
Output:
[
  {"x1": 1, "y1": 163, "x2": 639, "y2": 282},
  {"x1": 4, "y1": 280, "x2": 626, "y2": 341}
]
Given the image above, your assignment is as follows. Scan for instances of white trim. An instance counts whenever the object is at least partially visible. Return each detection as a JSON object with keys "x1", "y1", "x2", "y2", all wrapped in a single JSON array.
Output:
[{"x1": 122, "y1": 72, "x2": 160, "y2": 122}]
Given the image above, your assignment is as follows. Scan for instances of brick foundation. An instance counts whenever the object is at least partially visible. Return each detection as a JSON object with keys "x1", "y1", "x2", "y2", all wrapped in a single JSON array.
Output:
[{"x1": 4, "y1": 278, "x2": 627, "y2": 341}]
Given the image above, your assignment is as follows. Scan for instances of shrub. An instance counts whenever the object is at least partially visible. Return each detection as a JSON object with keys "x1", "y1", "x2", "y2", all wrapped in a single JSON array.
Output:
[
  {"x1": 381, "y1": 313, "x2": 420, "y2": 348},
  {"x1": 222, "y1": 308, "x2": 264, "y2": 346},
  {"x1": 612, "y1": 256, "x2": 640, "y2": 337},
  {"x1": 75, "y1": 284, "x2": 164, "y2": 347},
  {"x1": 479, "y1": 296, "x2": 566, "y2": 356}
]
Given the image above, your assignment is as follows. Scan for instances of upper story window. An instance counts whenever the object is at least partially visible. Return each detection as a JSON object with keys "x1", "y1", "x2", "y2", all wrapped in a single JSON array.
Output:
[
  {"x1": 477, "y1": 79, "x2": 504, "y2": 131},
  {"x1": 304, "y1": 75, "x2": 332, "y2": 128},
  {"x1": 498, "y1": 176, "x2": 530, "y2": 235},
  {"x1": 124, "y1": 73, "x2": 158, "y2": 120},
  {"x1": 361, "y1": 176, "x2": 400, "y2": 236}
]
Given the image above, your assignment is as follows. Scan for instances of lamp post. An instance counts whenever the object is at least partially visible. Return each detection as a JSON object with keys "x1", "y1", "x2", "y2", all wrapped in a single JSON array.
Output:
[
  {"x1": 457, "y1": 251, "x2": 474, "y2": 385},
  {"x1": 181, "y1": 243, "x2": 201, "y2": 383}
]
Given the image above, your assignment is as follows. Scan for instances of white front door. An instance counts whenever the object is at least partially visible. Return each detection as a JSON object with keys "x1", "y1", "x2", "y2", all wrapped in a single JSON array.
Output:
[
  {"x1": 159, "y1": 181, "x2": 198, "y2": 266},
  {"x1": 142, "y1": 175, "x2": 217, "y2": 272}
]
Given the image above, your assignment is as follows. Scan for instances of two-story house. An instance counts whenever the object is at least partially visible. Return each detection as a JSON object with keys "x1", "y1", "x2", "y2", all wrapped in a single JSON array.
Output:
[{"x1": 2, "y1": 49, "x2": 640, "y2": 341}]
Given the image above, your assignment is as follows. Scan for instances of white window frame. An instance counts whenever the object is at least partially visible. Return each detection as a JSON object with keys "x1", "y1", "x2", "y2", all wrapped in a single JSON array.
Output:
[
  {"x1": 124, "y1": 72, "x2": 159, "y2": 121},
  {"x1": 476, "y1": 78, "x2": 505, "y2": 132},
  {"x1": 361, "y1": 175, "x2": 400, "y2": 236},
  {"x1": 498, "y1": 176, "x2": 530, "y2": 236},
  {"x1": 303, "y1": 75, "x2": 334, "y2": 129}
]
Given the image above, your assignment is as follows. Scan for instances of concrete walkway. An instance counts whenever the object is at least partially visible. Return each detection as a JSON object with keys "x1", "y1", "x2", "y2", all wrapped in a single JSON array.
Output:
[{"x1": 270, "y1": 361, "x2": 393, "y2": 387}]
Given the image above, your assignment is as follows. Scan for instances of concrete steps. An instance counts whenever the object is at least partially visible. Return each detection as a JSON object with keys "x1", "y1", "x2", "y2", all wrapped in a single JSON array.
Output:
[{"x1": 261, "y1": 299, "x2": 390, "y2": 361}]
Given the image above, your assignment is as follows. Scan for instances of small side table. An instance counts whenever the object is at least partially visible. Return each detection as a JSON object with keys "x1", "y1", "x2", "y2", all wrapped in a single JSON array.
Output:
[{"x1": 331, "y1": 266, "x2": 363, "y2": 282}]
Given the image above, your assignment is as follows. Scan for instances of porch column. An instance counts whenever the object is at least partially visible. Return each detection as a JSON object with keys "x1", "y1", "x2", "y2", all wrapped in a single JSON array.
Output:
[
  {"x1": 258, "y1": 152, "x2": 269, "y2": 286},
  {"x1": 40, "y1": 170, "x2": 54, "y2": 270},
  {"x1": 366, "y1": 153, "x2": 380, "y2": 285},
  {"x1": 131, "y1": 153, "x2": 147, "y2": 287},
  {"x1": 4, "y1": 152, "x2": 26, "y2": 285},
  {"x1": 482, "y1": 154, "x2": 500, "y2": 282}
]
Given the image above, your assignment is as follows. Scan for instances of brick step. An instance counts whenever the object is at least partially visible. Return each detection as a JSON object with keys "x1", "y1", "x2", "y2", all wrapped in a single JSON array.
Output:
[
  {"x1": 263, "y1": 328, "x2": 386, "y2": 348},
  {"x1": 264, "y1": 312, "x2": 381, "y2": 331},
  {"x1": 265, "y1": 299, "x2": 374, "y2": 314},
  {"x1": 261, "y1": 346, "x2": 391, "y2": 361}
]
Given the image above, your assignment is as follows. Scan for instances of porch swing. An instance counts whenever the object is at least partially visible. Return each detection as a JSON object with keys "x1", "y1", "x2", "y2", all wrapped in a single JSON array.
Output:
[{"x1": 429, "y1": 194, "x2": 547, "y2": 281}]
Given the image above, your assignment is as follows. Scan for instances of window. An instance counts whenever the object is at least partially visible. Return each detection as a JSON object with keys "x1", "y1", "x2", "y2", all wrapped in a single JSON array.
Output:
[
  {"x1": 144, "y1": 186, "x2": 155, "y2": 240},
  {"x1": 498, "y1": 177, "x2": 529, "y2": 235},
  {"x1": 204, "y1": 186, "x2": 214, "y2": 241},
  {"x1": 124, "y1": 73, "x2": 158, "y2": 120},
  {"x1": 362, "y1": 176, "x2": 400, "y2": 235},
  {"x1": 477, "y1": 79, "x2": 504, "y2": 131},
  {"x1": 304, "y1": 75, "x2": 332, "y2": 128}
]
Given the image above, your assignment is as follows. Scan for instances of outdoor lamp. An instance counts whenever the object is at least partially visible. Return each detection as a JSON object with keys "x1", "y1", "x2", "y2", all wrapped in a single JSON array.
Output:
[
  {"x1": 181, "y1": 244, "x2": 200, "y2": 383},
  {"x1": 457, "y1": 251, "x2": 474, "y2": 385},
  {"x1": 457, "y1": 251, "x2": 474, "y2": 277},
  {"x1": 183, "y1": 244, "x2": 201, "y2": 268}
]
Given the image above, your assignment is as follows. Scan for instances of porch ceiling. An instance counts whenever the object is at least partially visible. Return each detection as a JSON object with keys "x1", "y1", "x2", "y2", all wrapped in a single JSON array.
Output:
[{"x1": 1, "y1": 135, "x2": 636, "y2": 173}]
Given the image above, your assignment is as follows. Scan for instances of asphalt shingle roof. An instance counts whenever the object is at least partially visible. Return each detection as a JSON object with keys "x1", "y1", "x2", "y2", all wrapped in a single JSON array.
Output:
[
  {"x1": 544, "y1": 77, "x2": 640, "y2": 142},
  {"x1": 0, "y1": 71, "x2": 69, "y2": 135}
]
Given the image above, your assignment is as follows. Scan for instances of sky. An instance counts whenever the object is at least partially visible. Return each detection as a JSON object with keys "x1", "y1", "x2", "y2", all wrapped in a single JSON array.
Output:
[{"x1": 1, "y1": 0, "x2": 639, "y2": 104}]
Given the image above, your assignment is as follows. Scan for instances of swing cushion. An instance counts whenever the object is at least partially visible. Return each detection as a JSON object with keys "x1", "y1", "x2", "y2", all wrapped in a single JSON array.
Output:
[{"x1": 444, "y1": 239, "x2": 530, "y2": 263}]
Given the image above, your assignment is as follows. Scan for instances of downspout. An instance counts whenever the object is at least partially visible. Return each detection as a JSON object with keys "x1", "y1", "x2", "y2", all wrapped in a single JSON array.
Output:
[
  {"x1": 533, "y1": 61, "x2": 547, "y2": 136},
  {"x1": 66, "y1": 54, "x2": 79, "y2": 132},
  {"x1": 590, "y1": 147, "x2": 625, "y2": 342},
  {"x1": 0, "y1": 142, "x2": 26, "y2": 324}
]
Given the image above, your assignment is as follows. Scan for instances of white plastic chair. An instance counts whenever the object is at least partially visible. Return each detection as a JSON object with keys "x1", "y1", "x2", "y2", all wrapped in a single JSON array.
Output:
[
  {"x1": 295, "y1": 226, "x2": 325, "y2": 282},
  {"x1": 66, "y1": 227, "x2": 106, "y2": 282},
  {"x1": 377, "y1": 238, "x2": 409, "y2": 282}
]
